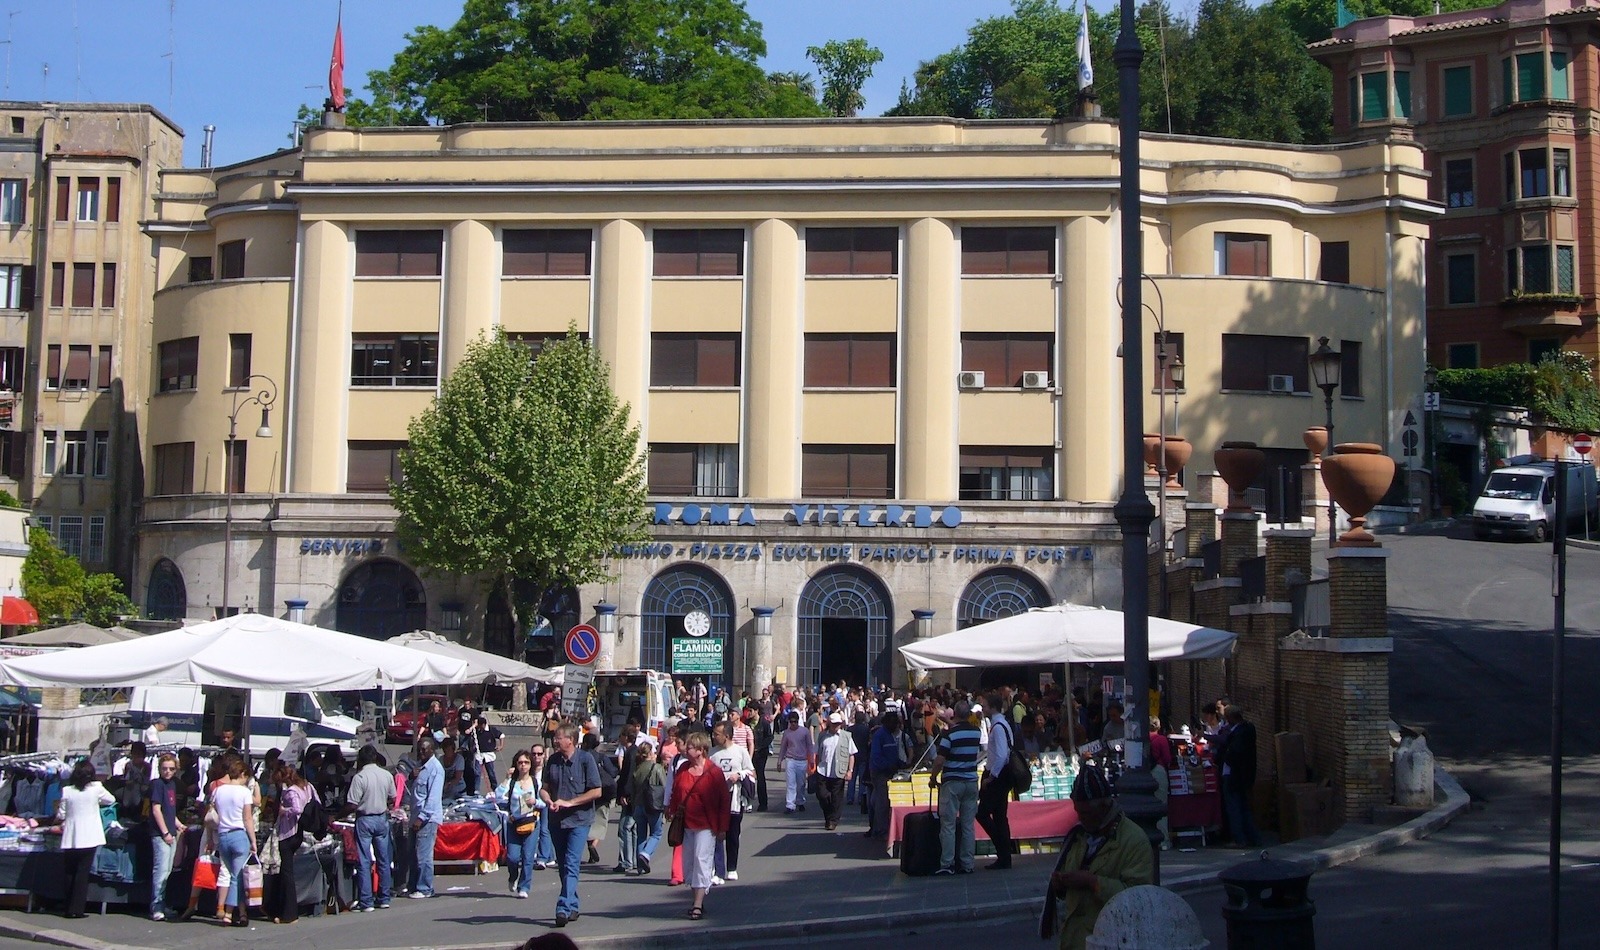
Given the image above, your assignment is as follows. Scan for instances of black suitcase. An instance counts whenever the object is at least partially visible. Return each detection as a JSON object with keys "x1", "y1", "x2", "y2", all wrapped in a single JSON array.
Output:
[{"x1": 899, "y1": 806, "x2": 942, "y2": 876}]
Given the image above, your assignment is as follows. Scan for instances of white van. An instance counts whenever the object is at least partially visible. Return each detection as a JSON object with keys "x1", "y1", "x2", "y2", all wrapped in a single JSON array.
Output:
[
  {"x1": 126, "y1": 685, "x2": 363, "y2": 755},
  {"x1": 1472, "y1": 460, "x2": 1599, "y2": 542},
  {"x1": 587, "y1": 669, "x2": 676, "y2": 745}
]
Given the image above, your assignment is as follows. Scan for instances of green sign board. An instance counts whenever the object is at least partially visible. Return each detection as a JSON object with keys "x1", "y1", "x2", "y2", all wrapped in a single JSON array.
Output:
[{"x1": 671, "y1": 636, "x2": 723, "y2": 675}]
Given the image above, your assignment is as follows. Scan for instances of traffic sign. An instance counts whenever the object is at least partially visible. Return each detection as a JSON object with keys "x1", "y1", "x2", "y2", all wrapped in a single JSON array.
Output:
[
  {"x1": 564, "y1": 623, "x2": 601, "y2": 665},
  {"x1": 1575, "y1": 433, "x2": 1593, "y2": 456},
  {"x1": 560, "y1": 663, "x2": 595, "y2": 718}
]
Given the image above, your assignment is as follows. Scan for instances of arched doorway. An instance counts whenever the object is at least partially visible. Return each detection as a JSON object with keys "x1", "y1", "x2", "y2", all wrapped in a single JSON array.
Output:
[
  {"x1": 798, "y1": 566, "x2": 892, "y2": 689},
  {"x1": 956, "y1": 567, "x2": 1053, "y2": 689},
  {"x1": 335, "y1": 559, "x2": 426, "y2": 640},
  {"x1": 145, "y1": 559, "x2": 187, "y2": 621},
  {"x1": 640, "y1": 565, "x2": 734, "y2": 688}
]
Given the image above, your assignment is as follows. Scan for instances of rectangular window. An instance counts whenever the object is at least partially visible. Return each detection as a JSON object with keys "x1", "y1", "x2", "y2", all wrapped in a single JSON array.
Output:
[
  {"x1": 229, "y1": 334, "x2": 251, "y2": 388},
  {"x1": 1220, "y1": 333, "x2": 1309, "y2": 392},
  {"x1": 650, "y1": 333, "x2": 741, "y2": 387},
  {"x1": 0, "y1": 179, "x2": 22, "y2": 224},
  {"x1": 1361, "y1": 72, "x2": 1388, "y2": 120},
  {"x1": 1446, "y1": 254, "x2": 1476, "y2": 305},
  {"x1": 151, "y1": 442, "x2": 195, "y2": 495},
  {"x1": 652, "y1": 228, "x2": 744, "y2": 277},
  {"x1": 69, "y1": 263, "x2": 94, "y2": 307},
  {"x1": 217, "y1": 240, "x2": 245, "y2": 279},
  {"x1": 1508, "y1": 245, "x2": 1553, "y2": 294},
  {"x1": 800, "y1": 445, "x2": 894, "y2": 499},
  {"x1": 86, "y1": 516, "x2": 106, "y2": 563},
  {"x1": 225, "y1": 440, "x2": 246, "y2": 493},
  {"x1": 75, "y1": 178, "x2": 98, "y2": 222},
  {"x1": 1557, "y1": 244, "x2": 1575, "y2": 294},
  {"x1": 187, "y1": 256, "x2": 213, "y2": 282},
  {"x1": 350, "y1": 334, "x2": 440, "y2": 387},
  {"x1": 805, "y1": 227, "x2": 898, "y2": 276},
  {"x1": 1529, "y1": 338, "x2": 1561, "y2": 364},
  {"x1": 91, "y1": 430, "x2": 109, "y2": 477},
  {"x1": 646, "y1": 443, "x2": 740, "y2": 497},
  {"x1": 803, "y1": 334, "x2": 896, "y2": 387},
  {"x1": 959, "y1": 448, "x2": 1054, "y2": 501},
  {"x1": 1520, "y1": 148, "x2": 1549, "y2": 198},
  {"x1": 100, "y1": 263, "x2": 116, "y2": 308},
  {"x1": 1153, "y1": 332, "x2": 1185, "y2": 392},
  {"x1": 40, "y1": 430, "x2": 55, "y2": 474},
  {"x1": 1447, "y1": 342, "x2": 1479, "y2": 369},
  {"x1": 0, "y1": 347, "x2": 23, "y2": 390},
  {"x1": 105, "y1": 178, "x2": 120, "y2": 224},
  {"x1": 1515, "y1": 52, "x2": 1545, "y2": 101},
  {"x1": 53, "y1": 177, "x2": 68, "y2": 221},
  {"x1": 960, "y1": 333, "x2": 1052, "y2": 387},
  {"x1": 960, "y1": 227, "x2": 1054, "y2": 275},
  {"x1": 56, "y1": 516, "x2": 82, "y2": 557},
  {"x1": 1217, "y1": 233, "x2": 1270, "y2": 276},
  {"x1": 354, "y1": 230, "x2": 444, "y2": 277},
  {"x1": 61, "y1": 430, "x2": 87, "y2": 476},
  {"x1": 0, "y1": 265, "x2": 23, "y2": 308},
  {"x1": 1443, "y1": 65, "x2": 1473, "y2": 117},
  {"x1": 346, "y1": 440, "x2": 407, "y2": 492},
  {"x1": 1445, "y1": 158, "x2": 1474, "y2": 208},
  {"x1": 45, "y1": 344, "x2": 59, "y2": 390},
  {"x1": 62, "y1": 345, "x2": 90, "y2": 390},
  {"x1": 2, "y1": 431, "x2": 22, "y2": 481},
  {"x1": 1554, "y1": 149, "x2": 1571, "y2": 197},
  {"x1": 505, "y1": 331, "x2": 590, "y2": 364},
  {"x1": 1319, "y1": 242, "x2": 1350, "y2": 284},
  {"x1": 1393, "y1": 70, "x2": 1412, "y2": 120},
  {"x1": 1340, "y1": 341, "x2": 1363, "y2": 398},
  {"x1": 502, "y1": 228, "x2": 591, "y2": 276},
  {"x1": 96, "y1": 346, "x2": 112, "y2": 390},
  {"x1": 1551, "y1": 51, "x2": 1569, "y2": 100},
  {"x1": 157, "y1": 337, "x2": 199, "y2": 393},
  {"x1": 49, "y1": 262, "x2": 63, "y2": 307}
]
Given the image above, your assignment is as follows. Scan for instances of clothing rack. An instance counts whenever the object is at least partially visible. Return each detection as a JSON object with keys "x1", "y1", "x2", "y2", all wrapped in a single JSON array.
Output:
[{"x1": 0, "y1": 751, "x2": 64, "y2": 768}]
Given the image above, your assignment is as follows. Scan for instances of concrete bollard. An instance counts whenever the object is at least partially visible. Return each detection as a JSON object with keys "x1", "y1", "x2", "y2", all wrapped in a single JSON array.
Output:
[
  {"x1": 1086, "y1": 884, "x2": 1210, "y2": 949},
  {"x1": 1393, "y1": 735, "x2": 1434, "y2": 808}
]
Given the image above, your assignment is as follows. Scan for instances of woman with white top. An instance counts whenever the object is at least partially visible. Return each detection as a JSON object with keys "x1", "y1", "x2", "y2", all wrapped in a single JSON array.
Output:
[
  {"x1": 56, "y1": 759, "x2": 114, "y2": 918},
  {"x1": 210, "y1": 758, "x2": 257, "y2": 927},
  {"x1": 493, "y1": 750, "x2": 540, "y2": 898}
]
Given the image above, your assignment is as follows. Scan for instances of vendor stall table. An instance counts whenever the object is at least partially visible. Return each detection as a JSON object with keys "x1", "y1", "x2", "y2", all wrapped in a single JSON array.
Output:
[
  {"x1": 1167, "y1": 757, "x2": 1222, "y2": 848},
  {"x1": 887, "y1": 799, "x2": 1078, "y2": 856},
  {"x1": 0, "y1": 834, "x2": 150, "y2": 914}
]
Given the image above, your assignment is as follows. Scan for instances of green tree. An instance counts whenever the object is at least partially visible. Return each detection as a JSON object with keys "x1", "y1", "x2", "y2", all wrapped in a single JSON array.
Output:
[
  {"x1": 22, "y1": 528, "x2": 84, "y2": 624},
  {"x1": 392, "y1": 330, "x2": 648, "y2": 653},
  {"x1": 80, "y1": 574, "x2": 137, "y2": 628},
  {"x1": 806, "y1": 39, "x2": 885, "y2": 117},
  {"x1": 1178, "y1": 0, "x2": 1331, "y2": 144},
  {"x1": 343, "y1": 0, "x2": 825, "y2": 125},
  {"x1": 1267, "y1": 0, "x2": 1486, "y2": 46}
]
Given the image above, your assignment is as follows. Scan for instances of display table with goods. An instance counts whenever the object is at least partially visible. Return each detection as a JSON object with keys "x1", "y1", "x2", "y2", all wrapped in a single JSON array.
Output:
[
  {"x1": 885, "y1": 753, "x2": 1081, "y2": 857},
  {"x1": 1166, "y1": 739, "x2": 1222, "y2": 848},
  {"x1": 0, "y1": 825, "x2": 151, "y2": 914}
]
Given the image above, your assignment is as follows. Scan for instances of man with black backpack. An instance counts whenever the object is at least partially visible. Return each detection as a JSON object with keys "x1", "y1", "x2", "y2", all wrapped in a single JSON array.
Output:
[{"x1": 977, "y1": 693, "x2": 1017, "y2": 870}]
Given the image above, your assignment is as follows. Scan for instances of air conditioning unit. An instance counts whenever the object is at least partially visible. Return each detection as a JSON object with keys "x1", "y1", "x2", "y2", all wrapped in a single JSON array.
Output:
[
  {"x1": 1268, "y1": 374, "x2": 1295, "y2": 394},
  {"x1": 958, "y1": 370, "x2": 986, "y2": 390},
  {"x1": 1021, "y1": 371, "x2": 1051, "y2": 390}
]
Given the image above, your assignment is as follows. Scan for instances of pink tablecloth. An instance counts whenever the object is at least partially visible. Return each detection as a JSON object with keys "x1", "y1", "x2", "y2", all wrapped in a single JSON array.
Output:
[{"x1": 888, "y1": 799, "x2": 1078, "y2": 853}]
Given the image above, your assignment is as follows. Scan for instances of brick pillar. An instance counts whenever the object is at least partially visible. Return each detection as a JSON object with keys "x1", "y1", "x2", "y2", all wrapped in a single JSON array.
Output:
[
  {"x1": 1264, "y1": 527, "x2": 1314, "y2": 604},
  {"x1": 1220, "y1": 510, "x2": 1260, "y2": 579},
  {"x1": 1329, "y1": 548, "x2": 1388, "y2": 637},
  {"x1": 1302, "y1": 462, "x2": 1329, "y2": 535},
  {"x1": 1184, "y1": 502, "x2": 1217, "y2": 558}
]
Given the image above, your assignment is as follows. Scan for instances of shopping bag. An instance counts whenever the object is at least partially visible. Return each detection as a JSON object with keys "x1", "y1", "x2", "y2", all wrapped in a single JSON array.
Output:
[
  {"x1": 242, "y1": 855, "x2": 264, "y2": 908},
  {"x1": 191, "y1": 853, "x2": 219, "y2": 891}
]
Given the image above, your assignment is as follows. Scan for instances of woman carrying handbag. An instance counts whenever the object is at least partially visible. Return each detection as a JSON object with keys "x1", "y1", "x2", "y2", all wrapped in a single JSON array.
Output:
[
  {"x1": 666, "y1": 732, "x2": 729, "y2": 921},
  {"x1": 268, "y1": 763, "x2": 318, "y2": 924},
  {"x1": 494, "y1": 751, "x2": 540, "y2": 898}
]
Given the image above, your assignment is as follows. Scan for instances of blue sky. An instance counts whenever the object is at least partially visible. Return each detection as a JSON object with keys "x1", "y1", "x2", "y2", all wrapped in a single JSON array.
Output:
[{"x1": 5, "y1": 0, "x2": 1039, "y2": 167}]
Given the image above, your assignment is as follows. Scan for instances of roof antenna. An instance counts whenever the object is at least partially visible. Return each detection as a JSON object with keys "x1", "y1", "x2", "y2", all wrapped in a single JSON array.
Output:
[
  {"x1": 1, "y1": 11, "x2": 19, "y2": 94},
  {"x1": 201, "y1": 124, "x2": 215, "y2": 167}
]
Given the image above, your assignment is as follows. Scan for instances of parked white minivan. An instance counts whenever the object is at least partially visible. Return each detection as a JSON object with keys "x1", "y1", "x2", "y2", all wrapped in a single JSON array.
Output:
[
  {"x1": 126, "y1": 684, "x2": 364, "y2": 755},
  {"x1": 1472, "y1": 460, "x2": 1599, "y2": 542}
]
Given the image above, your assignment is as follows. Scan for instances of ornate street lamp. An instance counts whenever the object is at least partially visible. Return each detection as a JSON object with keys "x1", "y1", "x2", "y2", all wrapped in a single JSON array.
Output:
[
  {"x1": 221, "y1": 375, "x2": 278, "y2": 619},
  {"x1": 1309, "y1": 337, "x2": 1342, "y2": 545}
]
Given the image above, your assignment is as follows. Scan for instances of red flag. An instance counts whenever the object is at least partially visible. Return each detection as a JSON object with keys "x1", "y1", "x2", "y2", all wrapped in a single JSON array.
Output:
[{"x1": 328, "y1": 10, "x2": 346, "y2": 110}]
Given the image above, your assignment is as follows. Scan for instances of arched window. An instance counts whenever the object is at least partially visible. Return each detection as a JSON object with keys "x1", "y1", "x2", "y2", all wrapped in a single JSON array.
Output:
[
  {"x1": 957, "y1": 568, "x2": 1051, "y2": 628},
  {"x1": 640, "y1": 565, "x2": 734, "y2": 686},
  {"x1": 798, "y1": 566, "x2": 892, "y2": 689},
  {"x1": 145, "y1": 559, "x2": 187, "y2": 621},
  {"x1": 335, "y1": 559, "x2": 426, "y2": 640}
]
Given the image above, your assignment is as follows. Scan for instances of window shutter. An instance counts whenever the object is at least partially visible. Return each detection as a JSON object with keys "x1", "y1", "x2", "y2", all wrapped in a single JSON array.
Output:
[
  {"x1": 17, "y1": 265, "x2": 32, "y2": 307},
  {"x1": 54, "y1": 178, "x2": 68, "y2": 221},
  {"x1": 47, "y1": 344, "x2": 60, "y2": 386},
  {"x1": 97, "y1": 347, "x2": 112, "y2": 389},
  {"x1": 106, "y1": 178, "x2": 121, "y2": 223},
  {"x1": 804, "y1": 336, "x2": 851, "y2": 387},
  {"x1": 647, "y1": 445, "x2": 696, "y2": 495},
  {"x1": 65, "y1": 346, "x2": 90, "y2": 385}
]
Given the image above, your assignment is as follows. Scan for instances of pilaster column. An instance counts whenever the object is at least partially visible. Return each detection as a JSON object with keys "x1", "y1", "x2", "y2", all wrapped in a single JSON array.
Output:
[
  {"x1": 290, "y1": 219, "x2": 351, "y2": 493},
  {"x1": 746, "y1": 220, "x2": 801, "y2": 497},
  {"x1": 1061, "y1": 214, "x2": 1120, "y2": 502},
  {"x1": 748, "y1": 607, "x2": 775, "y2": 690},
  {"x1": 443, "y1": 219, "x2": 497, "y2": 373},
  {"x1": 595, "y1": 220, "x2": 649, "y2": 426},
  {"x1": 902, "y1": 218, "x2": 958, "y2": 500},
  {"x1": 595, "y1": 602, "x2": 618, "y2": 672}
]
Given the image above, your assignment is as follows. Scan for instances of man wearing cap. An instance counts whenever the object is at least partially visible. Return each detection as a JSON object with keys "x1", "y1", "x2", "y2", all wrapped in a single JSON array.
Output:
[
  {"x1": 1039, "y1": 766, "x2": 1154, "y2": 950},
  {"x1": 927, "y1": 701, "x2": 982, "y2": 875},
  {"x1": 815, "y1": 712, "x2": 856, "y2": 830}
]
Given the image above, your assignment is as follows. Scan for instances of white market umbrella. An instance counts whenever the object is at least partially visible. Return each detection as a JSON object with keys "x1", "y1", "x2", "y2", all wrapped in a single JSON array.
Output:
[
  {"x1": 899, "y1": 603, "x2": 1237, "y2": 671},
  {"x1": 386, "y1": 630, "x2": 556, "y2": 684},
  {"x1": 0, "y1": 613, "x2": 471, "y2": 691}
]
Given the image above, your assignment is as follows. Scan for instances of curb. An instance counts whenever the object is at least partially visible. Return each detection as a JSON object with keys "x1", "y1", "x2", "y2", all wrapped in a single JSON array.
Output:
[{"x1": 0, "y1": 766, "x2": 1474, "y2": 950}]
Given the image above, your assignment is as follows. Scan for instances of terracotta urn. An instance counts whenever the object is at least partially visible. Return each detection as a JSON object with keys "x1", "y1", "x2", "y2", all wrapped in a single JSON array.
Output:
[
  {"x1": 1320, "y1": 442, "x2": 1396, "y2": 546},
  {"x1": 1162, "y1": 436, "x2": 1192, "y2": 489},
  {"x1": 1303, "y1": 426, "x2": 1329, "y2": 465},
  {"x1": 1213, "y1": 441, "x2": 1266, "y2": 512},
  {"x1": 1143, "y1": 434, "x2": 1162, "y2": 478}
]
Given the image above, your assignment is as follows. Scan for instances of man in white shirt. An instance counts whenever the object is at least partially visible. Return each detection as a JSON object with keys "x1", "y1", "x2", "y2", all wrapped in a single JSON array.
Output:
[
  {"x1": 142, "y1": 717, "x2": 168, "y2": 748},
  {"x1": 815, "y1": 712, "x2": 856, "y2": 831},
  {"x1": 975, "y1": 693, "x2": 1016, "y2": 870}
]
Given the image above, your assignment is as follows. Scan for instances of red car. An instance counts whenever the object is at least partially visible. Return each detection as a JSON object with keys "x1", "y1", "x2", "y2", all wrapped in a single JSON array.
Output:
[{"x1": 386, "y1": 693, "x2": 453, "y2": 744}]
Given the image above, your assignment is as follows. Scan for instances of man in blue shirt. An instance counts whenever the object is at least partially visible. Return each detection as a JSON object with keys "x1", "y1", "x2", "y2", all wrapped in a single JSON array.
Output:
[
  {"x1": 541, "y1": 721, "x2": 601, "y2": 928},
  {"x1": 865, "y1": 711, "x2": 907, "y2": 840},
  {"x1": 929, "y1": 702, "x2": 983, "y2": 875},
  {"x1": 403, "y1": 736, "x2": 445, "y2": 899}
]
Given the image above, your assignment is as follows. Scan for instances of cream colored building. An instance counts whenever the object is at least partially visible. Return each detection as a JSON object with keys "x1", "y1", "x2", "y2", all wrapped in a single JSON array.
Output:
[{"x1": 137, "y1": 117, "x2": 1435, "y2": 689}]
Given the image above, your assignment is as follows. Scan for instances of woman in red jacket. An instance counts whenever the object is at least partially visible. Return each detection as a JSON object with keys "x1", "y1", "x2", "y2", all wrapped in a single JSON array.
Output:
[{"x1": 668, "y1": 731, "x2": 729, "y2": 920}]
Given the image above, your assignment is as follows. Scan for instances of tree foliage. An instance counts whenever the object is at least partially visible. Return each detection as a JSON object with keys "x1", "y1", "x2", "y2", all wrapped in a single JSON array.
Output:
[
  {"x1": 342, "y1": 0, "x2": 826, "y2": 125},
  {"x1": 20, "y1": 529, "x2": 135, "y2": 627},
  {"x1": 806, "y1": 39, "x2": 885, "y2": 117},
  {"x1": 1437, "y1": 351, "x2": 1600, "y2": 433},
  {"x1": 1267, "y1": 0, "x2": 1488, "y2": 47},
  {"x1": 392, "y1": 330, "x2": 648, "y2": 649}
]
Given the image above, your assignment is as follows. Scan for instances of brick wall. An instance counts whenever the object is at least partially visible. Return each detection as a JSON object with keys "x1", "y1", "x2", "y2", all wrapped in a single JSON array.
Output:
[{"x1": 1221, "y1": 512, "x2": 1260, "y2": 579}]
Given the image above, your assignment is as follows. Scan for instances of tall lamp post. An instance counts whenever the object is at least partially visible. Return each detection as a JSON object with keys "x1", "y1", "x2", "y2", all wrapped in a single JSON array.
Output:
[
  {"x1": 220, "y1": 375, "x2": 278, "y2": 619},
  {"x1": 1309, "y1": 337, "x2": 1342, "y2": 545}
]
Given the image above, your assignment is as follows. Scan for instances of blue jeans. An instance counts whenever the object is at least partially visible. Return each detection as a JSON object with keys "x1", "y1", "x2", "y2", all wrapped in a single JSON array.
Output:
[
  {"x1": 534, "y1": 801, "x2": 554, "y2": 864},
  {"x1": 408, "y1": 820, "x2": 438, "y2": 896},
  {"x1": 549, "y1": 822, "x2": 590, "y2": 917},
  {"x1": 505, "y1": 826, "x2": 536, "y2": 894},
  {"x1": 633, "y1": 805, "x2": 663, "y2": 861},
  {"x1": 938, "y1": 778, "x2": 980, "y2": 871},
  {"x1": 216, "y1": 828, "x2": 251, "y2": 910},
  {"x1": 847, "y1": 753, "x2": 867, "y2": 803},
  {"x1": 150, "y1": 834, "x2": 174, "y2": 915},
  {"x1": 616, "y1": 807, "x2": 637, "y2": 870},
  {"x1": 355, "y1": 814, "x2": 393, "y2": 908}
]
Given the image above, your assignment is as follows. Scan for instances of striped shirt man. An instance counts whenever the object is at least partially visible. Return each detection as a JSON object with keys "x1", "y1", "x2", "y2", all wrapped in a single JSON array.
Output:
[{"x1": 935, "y1": 720, "x2": 983, "y2": 782}]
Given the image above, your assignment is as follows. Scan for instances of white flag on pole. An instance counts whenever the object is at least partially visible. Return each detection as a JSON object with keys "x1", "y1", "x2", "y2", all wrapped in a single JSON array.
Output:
[{"x1": 1077, "y1": 0, "x2": 1094, "y2": 90}]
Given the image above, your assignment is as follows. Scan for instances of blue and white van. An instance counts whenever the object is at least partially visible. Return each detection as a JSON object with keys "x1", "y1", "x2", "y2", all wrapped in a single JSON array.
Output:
[{"x1": 126, "y1": 684, "x2": 363, "y2": 755}]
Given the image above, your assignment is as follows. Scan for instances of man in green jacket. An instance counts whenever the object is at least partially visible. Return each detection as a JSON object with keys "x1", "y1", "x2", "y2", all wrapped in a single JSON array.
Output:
[{"x1": 1039, "y1": 766, "x2": 1155, "y2": 950}]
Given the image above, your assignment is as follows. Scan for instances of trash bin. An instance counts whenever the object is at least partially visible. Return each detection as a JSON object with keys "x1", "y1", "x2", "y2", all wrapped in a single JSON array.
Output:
[{"x1": 1218, "y1": 852, "x2": 1315, "y2": 949}]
